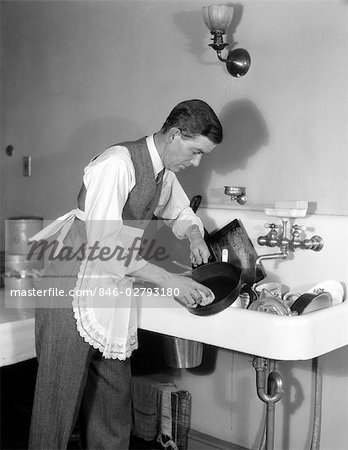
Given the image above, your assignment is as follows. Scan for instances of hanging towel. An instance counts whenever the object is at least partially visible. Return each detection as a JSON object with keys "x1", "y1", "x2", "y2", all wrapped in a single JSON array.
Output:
[
  {"x1": 157, "y1": 383, "x2": 179, "y2": 450},
  {"x1": 131, "y1": 377, "x2": 180, "y2": 449}
]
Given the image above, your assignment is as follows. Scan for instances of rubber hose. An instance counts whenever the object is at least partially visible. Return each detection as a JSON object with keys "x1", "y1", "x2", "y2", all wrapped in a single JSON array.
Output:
[{"x1": 310, "y1": 357, "x2": 322, "y2": 450}]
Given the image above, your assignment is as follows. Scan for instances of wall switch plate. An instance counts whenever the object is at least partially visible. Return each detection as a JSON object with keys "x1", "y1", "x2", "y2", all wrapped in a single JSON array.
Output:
[{"x1": 23, "y1": 156, "x2": 31, "y2": 177}]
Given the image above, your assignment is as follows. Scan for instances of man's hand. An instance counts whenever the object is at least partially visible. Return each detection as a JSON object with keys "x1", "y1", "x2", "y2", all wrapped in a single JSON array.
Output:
[
  {"x1": 186, "y1": 225, "x2": 210, "y2": 266},
  {"x1": 159, "y1": 273, "x2": 213, "y2": 309},
  {"x1": 130, "y1": 262, "x2": 213, "y2": 309}
]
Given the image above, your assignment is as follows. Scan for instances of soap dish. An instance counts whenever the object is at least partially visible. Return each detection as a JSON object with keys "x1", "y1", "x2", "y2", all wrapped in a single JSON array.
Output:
[{"x1": 264, "y1": 208, "x2": 307, "y2": 218}]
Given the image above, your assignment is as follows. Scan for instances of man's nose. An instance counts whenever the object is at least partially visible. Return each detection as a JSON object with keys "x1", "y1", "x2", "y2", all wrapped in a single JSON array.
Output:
[{"x1": 191, "y1": 154, "x2": 202, "y2": 167}]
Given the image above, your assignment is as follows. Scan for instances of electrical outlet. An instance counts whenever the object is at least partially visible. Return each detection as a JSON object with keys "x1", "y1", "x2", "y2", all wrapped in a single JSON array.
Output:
[{"x1": 23, "y1": 156, "x2": 31, "y2": 177}]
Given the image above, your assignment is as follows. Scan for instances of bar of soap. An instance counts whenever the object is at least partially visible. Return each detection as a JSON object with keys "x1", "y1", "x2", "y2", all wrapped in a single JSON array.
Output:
[{"x1": 196, "y1": 288, "x2": 215, "y2": 306}]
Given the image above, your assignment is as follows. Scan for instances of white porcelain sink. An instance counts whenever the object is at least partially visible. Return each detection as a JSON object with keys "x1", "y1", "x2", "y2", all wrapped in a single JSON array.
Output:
[
  {"x1": 1, "y1": 287, "x2": 347, "y2": 362},
  {"x1": 137, "y1": 294, "x2": 348, "y2": 360}
]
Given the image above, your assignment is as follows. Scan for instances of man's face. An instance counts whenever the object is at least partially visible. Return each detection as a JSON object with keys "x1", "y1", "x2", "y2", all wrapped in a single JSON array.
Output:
[{"x1": 163, "y1": 130, "x2": 216, "y2": 172}]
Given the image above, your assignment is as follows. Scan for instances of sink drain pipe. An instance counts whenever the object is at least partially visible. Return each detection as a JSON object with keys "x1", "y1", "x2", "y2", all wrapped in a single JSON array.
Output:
[
  {"x1": 253, "y1": 357, "x2": 323, "y2": 450},
  {"x1": 252, "y1": 357, "x2": 284, "y2": 450}
]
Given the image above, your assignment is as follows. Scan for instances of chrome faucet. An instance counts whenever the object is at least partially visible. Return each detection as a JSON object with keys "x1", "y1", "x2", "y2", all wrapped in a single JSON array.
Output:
[{"x1": 257, "y1": 220, "x2": 324, "y2": 253}]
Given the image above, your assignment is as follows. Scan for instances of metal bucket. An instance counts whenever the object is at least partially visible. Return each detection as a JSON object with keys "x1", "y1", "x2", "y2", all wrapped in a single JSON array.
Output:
[
  {"x1": 5, "y1": 216, "x2": 43, "y2": 255},
  {"x1": 162, "y1": 336, "x2": 203, "y2": 368}
]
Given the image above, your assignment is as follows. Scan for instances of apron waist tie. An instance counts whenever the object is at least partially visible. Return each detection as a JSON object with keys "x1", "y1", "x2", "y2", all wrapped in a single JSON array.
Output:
[{"x1": 28, "y1": 208, "x2": 86, "y2": 255}]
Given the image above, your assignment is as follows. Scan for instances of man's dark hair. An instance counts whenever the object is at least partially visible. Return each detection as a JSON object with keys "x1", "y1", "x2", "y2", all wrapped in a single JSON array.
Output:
[{"x1": 161, "y1": 99, "x2": 223, "y2": 144}]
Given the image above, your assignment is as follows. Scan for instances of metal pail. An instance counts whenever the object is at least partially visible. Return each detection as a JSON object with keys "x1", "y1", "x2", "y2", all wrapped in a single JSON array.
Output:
[{"x1": 162, "y1": 336, "x2": 203, "y2": 368}]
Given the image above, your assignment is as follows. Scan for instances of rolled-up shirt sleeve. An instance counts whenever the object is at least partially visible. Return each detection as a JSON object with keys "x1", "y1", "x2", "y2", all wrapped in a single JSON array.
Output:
[
  {"x1": 83, "y1": 147, "x2": 148, "y2": 276},
  {"x1": 154, "y1": 171, "x2": 205, "y2": 239}
]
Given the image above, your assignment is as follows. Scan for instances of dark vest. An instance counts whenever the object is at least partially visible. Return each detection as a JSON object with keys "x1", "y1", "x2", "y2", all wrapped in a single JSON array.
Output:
[{"x1": 77, "y1": 137, "x2": 163, "y2": 228}]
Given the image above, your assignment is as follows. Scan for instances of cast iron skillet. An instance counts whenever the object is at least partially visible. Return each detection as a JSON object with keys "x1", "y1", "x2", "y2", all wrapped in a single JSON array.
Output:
[{"x1": 189, "y1": 262, "x2": 256, "y2": 316}]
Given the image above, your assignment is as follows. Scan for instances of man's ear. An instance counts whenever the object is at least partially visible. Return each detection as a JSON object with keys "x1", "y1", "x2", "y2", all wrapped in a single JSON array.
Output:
[{"x1": 168, "y1": 127, "x2": 181, "y2": 141}]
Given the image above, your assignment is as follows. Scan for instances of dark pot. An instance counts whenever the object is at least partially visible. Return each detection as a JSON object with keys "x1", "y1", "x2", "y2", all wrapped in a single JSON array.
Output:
[{"x1": 189, "y1": 262, "x2": 256, "y2": 316}]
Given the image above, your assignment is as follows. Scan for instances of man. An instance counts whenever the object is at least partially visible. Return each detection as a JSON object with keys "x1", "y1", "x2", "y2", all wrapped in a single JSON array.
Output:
[{"x1": 29, "y1": 99, "x2": 223, "y2": 449}]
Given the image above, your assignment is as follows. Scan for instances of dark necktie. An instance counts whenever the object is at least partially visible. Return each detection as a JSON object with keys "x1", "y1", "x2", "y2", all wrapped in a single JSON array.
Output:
[{"x1": 155, "y1": 168, "x2": 165, "y2": 184}]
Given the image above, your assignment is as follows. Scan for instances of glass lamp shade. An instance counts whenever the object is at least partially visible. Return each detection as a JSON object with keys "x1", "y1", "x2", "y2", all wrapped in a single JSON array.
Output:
[{"x1": 202, "y1": 5, "x2": 233, "y2": 33}]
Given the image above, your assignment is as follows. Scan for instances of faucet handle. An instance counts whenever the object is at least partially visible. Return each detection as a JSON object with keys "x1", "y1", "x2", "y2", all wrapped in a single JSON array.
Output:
[
  {"x1": 291, "y1": 224, "x2": 306, "y2": 232},
  {"x1": 260, "y1": 224, "x2": 278, "y2": 247},
  {"x1": 265, "y1": 223, "x2": 279, "y2": 230},
  {"x1": 290, "y1": 223, "x2": 306, "y2": 249}
]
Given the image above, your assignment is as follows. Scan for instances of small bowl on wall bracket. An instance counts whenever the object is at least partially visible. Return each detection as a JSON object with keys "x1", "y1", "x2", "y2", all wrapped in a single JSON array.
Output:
[{"x1": 224, "y1": 186, "x2": 247, "y2": 205}]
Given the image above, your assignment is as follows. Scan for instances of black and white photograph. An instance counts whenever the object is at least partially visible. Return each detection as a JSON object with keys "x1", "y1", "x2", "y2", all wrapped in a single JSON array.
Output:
[{"x1": 0, "y1": 1, "x2": 347, "y2": 449}]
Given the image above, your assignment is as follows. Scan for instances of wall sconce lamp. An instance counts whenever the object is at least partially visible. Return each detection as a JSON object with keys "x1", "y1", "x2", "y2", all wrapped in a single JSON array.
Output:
[{"x1": 202, "y1": 4, "x2": 251, "y2": 77}]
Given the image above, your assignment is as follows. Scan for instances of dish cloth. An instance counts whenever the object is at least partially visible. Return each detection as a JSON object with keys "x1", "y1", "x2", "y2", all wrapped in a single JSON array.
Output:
[
  {"x1": 193, "y1": 288, "x2": 215, "y2": 307},
  {"x1": 131, "y1": 376, "x2": 180, "y2": 449}
]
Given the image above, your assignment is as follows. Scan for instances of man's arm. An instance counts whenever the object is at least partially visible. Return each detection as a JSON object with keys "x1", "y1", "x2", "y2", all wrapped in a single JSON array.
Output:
[
  {"x1": 185, "y1": 224, "x2": 210, "y2": 266},
  {"x1": 154, "y1": 171, "x2": 210, "y2": 266},
  {"x1": 129, "y1": 260, "x2": 212, "y2": 308}
]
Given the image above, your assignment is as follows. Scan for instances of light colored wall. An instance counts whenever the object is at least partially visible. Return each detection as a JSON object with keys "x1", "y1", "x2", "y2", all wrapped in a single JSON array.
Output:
[
  {"x1": 179, "y1": 0, "x2": 348, "y2": 216},
  {"x1": 1, "y1": 1, "x2": 347, "y2": 449}
]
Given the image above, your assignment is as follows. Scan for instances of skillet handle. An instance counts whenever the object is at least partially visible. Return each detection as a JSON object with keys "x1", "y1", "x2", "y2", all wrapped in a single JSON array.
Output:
[
  {"x1": 190, "y1": 195, "x2": 202, "y2": 213},
  {"x1": 240, "y1": 284, "x2": 258, "y2": 304}
]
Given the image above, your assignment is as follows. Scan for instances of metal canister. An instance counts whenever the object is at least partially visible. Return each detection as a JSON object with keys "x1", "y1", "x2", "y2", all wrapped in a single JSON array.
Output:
[
  {"x1": 5, "y1": 216, "x2": 43, "y2": 255},
  {"x1": 162, "y1": 336, "x2": 203, "y2": 368},
  {"x1": 4, "y1": 254, "x2": 43, "y2": 274}
]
